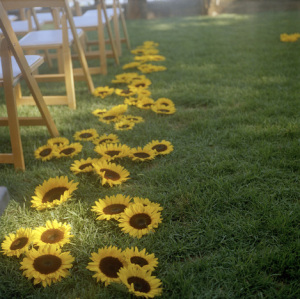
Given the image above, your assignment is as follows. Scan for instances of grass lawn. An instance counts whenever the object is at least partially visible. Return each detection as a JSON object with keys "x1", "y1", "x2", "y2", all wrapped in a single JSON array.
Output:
[{"x1": 0, "y1": 10, "x2": 299, "y2": 298}]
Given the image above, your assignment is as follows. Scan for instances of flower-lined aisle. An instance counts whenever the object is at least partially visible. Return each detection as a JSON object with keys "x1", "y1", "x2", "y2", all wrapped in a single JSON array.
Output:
[{"x1": 1, "y1": 41, "x2": 174, "y2": 298}]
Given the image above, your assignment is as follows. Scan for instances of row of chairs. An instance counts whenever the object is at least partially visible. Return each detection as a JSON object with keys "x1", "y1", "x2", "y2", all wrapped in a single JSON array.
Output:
[{"x1": 0, "y1": 0, "x2": 131, "y2": 170}]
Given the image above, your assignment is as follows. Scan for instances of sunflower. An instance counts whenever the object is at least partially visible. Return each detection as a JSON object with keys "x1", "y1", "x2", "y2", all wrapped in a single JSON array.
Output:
[
  {"x1": 129, "y1": 78, "x2": 152, "y2": 90},
  {"x1": 86, "y1": 246, "x2": 127, "y2": 286},
  {"x1": 92, "y1": 133, "x2": 120, "y2": 146},
  {"x1": 134, "y1": 55, "x2": 166, "y2": 63},
  {"x1": 129, "y1": 74, "x2": 147, "y2": 83},
  {"x1": 115, "y1": 87, "x2": 137, "y2": 97},
  {"x1": 70, "y1": 157, "x2": 99, "y2": 174},
  {"x1": 111, "y1": 72, "x2": 139, "y2": 84},
  {"x1": 145, "y1": 140, "x2": 174, "y2": 155},
  {"x1": 136, "y1": 89, "x2": 152, "y2": 98},
  {"x1": 1, "y1": 228, "x2": 34, "y2": 258},
  {"x1": 93, "y1": 86, "x2": 114, "y2": 99},
  {"x1": 91, "y1": 194, "x2": 132, "y2": 220},
  {"x1": 20, "y1": 245, "x2": 74, "y2": 287},
  {"x1": 152, "y1": 104, "x2": 176, "y2": 115},
  {"x1": 92, "y1": 108, "x2": 107, "y2": 117},
  {"x1": 138, "y1": 64, "x2": 166, "y2": 74},
  {"x1": 98, "y1": 112, "x2": 121, "y2": 124},
  {"x1": 109, "y1": 104, "x2": 128, "y2": 115},
  {"x1": 122, "y1": 61, "x2": 141, "y2": 70},
  {"x1": 121, "y1": 115, "x2": 144, "y2": 124},
  {"x1": 32, "y1": 220, "x2": 73, "y2": 249},
  {"x1": 114, "y1": 120, "x2": 135, "y2": 131},
  {"x1": 73, "y1": 129, "x2": 99, "y2": 142},
  {"x1": 31, "y1": 176, "x2": 79, "y2": 211},
  {"x1": 118, "y1": 265, "x2": 162, "y2": 298},
  {"x1": 47, "y1": 137, "x2": 69, "y2": 147},
  {"x1": 93, "y1": 160, "x2": 130, "y2": 187},
  {"x1": 136, "y1": 97, "x2": 155, "y2": 110},
  {"x1": 131, "y1": 48, "x2": 159, "y2": 55},
  {"x1": 129, "y1": 147, "x2": 156, "y2": 162},
  {"x1": 154, "y1": 98, "x2": 175, "y2": 108},
  {"x1": 118, "y1": 204, "x2": 162, "y2": 239},
  {"x1": 34, "y1": 145, "x2": 57, "y2": 161},
  {"x1": 94, "y1": 143, "x2": 131, "y2": 160},
  {"x1": 124, "y1": 97, "x2": 139, "y2": 106},
  {"x1": 142, "y1": 41, "x2": 159, "y2": 48},
  {"x1": 123, "y1": 247, "x2": 158, "y2": 272},
  {"x1": 133, "y1": 197, "x2": 163, "y2": 212},
  {"x1": 55, "y1": 143, "x2": 83, "y2": 158}
]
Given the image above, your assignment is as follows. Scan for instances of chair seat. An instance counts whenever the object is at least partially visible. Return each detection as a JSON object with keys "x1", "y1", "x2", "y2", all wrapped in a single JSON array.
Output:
[
  {"x1": 8, "y1": 14, "x2": 17, "y2": 21},
  {"x1": 72, "y1": 14, "x2": 106, "y2": 28},
  {"x1": 19, "y1": 29, "x2": 84, "y2": 48},
  {"x1": 0, "y1": 55, "x2": 43, "y2": 81},
  {"x1": 0, "y1": 20, "x2": 37, "y2": 35}
]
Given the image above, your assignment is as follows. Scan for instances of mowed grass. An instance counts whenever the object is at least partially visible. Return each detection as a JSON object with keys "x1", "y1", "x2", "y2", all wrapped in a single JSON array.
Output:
[{"x1": 0, "y1": 10, "x2": 299, "y2": 298}]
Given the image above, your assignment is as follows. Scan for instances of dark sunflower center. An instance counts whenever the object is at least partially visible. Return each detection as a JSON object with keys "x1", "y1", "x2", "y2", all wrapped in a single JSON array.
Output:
[
  {"x1": 128, "y1": 118, "x2": 138, "y2": 121},
  {"x1": 143, "y1": 104, "x2": 152, "y2": 107},
  {"x1": 60, "y1": 147, "x2": 75, "y2": 155},
  {"x1": 103, "y1": 116, "x2": 116, "y2": 120},
  {"x1": 42, "y1": 187, "x2": 68, "y2": 203},
  {"x1": 99, "y1": 138, "x2": 112, "y2": 144},
  {"x1": 128, "y1": 276, "x2": 151, "y2": 293},
  {"x1": 97, "y1": 91, "x2": 108, "y2": 95},
  {"x1": 161, "y1": 103, "x2": 169, "y2": 106},
  {"x1": 120, "y1": 125, "x2": 129, "y2": 129},
  {"x1": 54, "y1": 142, "x2": 64, "y2": 146},
  {"x1": 152, "y1": 144, "x2": 167, "y2": 152},
  {"x1": 129, "y1": 213, "x2": 151, "y2": 229},
  {"x1": 133, "y1": 152, "x2": 150, "y2": 158},
  {"x1": 96, "y1": 111, "x2": 105, "y2": 115},
  {"x1": 99, "y1": 256, "x2": 123, "y2": 278},
  {"x1": 136, "y1": 83, "x2": 145, "y2": 87},
  {"x1": 79, "y1": 163, "x2": 92, "y2": 170},
  {"x1": 41, "y1": 229, "x2": 64, "y2": 244},
  {"x1": 101, "y1": 168, "x2": 121, "y2": 181},
  {"x1": 105, "y1": 150, "x2": 121, "y2": 157},
  {"x1": 10, "y1": 237, "x2": 28, "y2": 250},
  {"x1": 122, "y1": 89, "x2": 131, "y2": 95},
  {"x1": 130, "y1": 256, "x2": 149, "y2": 267},
  {"x1": 79, "y1": 133, "x2": 93, "y2": 139},
  {"x1": 39, "y1": 148, "x2": 52, "y2": 157},
  {"x1": 103, "y1": 204, "x2": 126, "y2": 215},
  {"x1": 158, "y1": 109, "x2": 170, "y2": 113},
  {"x1": 33, "y1": 254, "x2": 62, "y2": 274}
]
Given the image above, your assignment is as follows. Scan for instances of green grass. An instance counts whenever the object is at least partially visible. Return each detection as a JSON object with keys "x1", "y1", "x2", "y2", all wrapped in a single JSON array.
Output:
[{"x1": 1, "y1": 10, "x2": 300, "y2": 298}]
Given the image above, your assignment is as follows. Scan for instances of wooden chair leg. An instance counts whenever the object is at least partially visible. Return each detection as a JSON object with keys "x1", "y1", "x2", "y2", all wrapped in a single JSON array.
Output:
[
  {"x1": 97, "y1": 4, "x2": 107, "y2": 75},
  {"x1": 1, "y1": 40, "x2": 25, "y2": 170},
  {"x1": 113, "y1": 0, "x2": 122, "y2": 56},
  {"x1": 117, "y1": 0, "x2": 131, "y2": 49}
]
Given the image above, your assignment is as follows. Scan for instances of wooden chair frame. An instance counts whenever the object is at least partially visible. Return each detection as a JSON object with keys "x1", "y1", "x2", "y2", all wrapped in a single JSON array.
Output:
[
  {"x1": 0, "y1": 3, "x2": 59, "y2": 170},
  {"x1": 1, "y1": 0, "x2": 94, "y2": 109}
]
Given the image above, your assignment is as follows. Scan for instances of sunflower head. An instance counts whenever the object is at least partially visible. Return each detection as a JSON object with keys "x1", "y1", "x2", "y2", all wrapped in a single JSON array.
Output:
[
  {"x1": 70, "y1": 158, "x2": 99, "y2": 174},
  {"x1": 118, "y1": 204, "x2": 162, "y2": 239},
  {"x1": 20, "y1": 244, "x2": 74, "y2": 287},
  {"x1": 55, "y1": 143, "x2": 83, "y2": 158},
  {"x1": 92, "y1": 133, "x2": 120, "y2": 146},
  {"x1": 86, "y1": 246, "x2": 127, "y2": 286},
  {"x1": 31, "y1": 176, "x2": 79, "y2": 210},
  {"x1": 93, "y1": 160, "x2": 130, "y2": 187},
  {"x1": 32, "y1": 220, "x2": 73, "y2": 249},
  {"x1": 118, "y1": 265, "x2": 163, "y2": 298},
  {"x1": 129, "y1": 147, "x2": 156, "y2": 162},
  {"x1": 124, "y1": 247, "x2": 158, "y2": 272},
  {"x1": 114, "y1": 120, "x2": 135, "y2": 131},
  {"x1": 94, "y1": 143, "x2": 131, "y2": 160},
  {"x1": 92, "y1": 108, "x2": 107, "y2": 117},
  {"x1": 47, "y1": 137, "x2": 69, "y2": 147},
  {"x1": 1, "y1": 228, "x2": 34, "y2": 258},
  {"x1": 145, "y1": 140, "x2": 174, "y2": 155},
  {"x1": 91, "y1": 194, "x2": 133, "y2": 220},
  {"x1": 34, "y1": 145, "x2": 57, "y2": 161},
  {"x1": 93, "y1": 86, "x2": 114, "y2": 99},
  {"x1": 73, "y1": 129, "x2": 99, "y2": 141}
]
